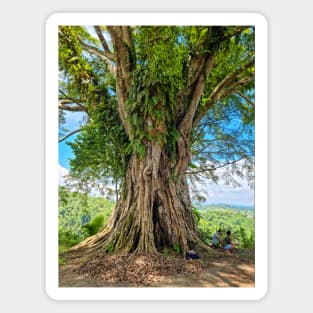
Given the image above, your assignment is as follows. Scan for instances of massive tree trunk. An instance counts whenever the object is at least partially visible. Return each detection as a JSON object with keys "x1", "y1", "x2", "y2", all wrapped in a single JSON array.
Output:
[
  {"x1": 72, "y1": 26, "x2": 215, "y2": 256},
  {"x1": 76, "y1": 136, "x2": 208, "y2": 256}
]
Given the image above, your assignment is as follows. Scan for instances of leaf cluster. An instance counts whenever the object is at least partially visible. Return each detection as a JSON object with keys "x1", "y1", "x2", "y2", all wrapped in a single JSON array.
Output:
[
  {"x1": 59, "y1": 26, "x2": 96, "y2": 90},
  {"x1": 82, "y1": 214, "x2": 105, "y2": 236},
  {"x1": 125, "y1": 26, "x2": 190, "y2": 155},
  {"x1": 67, "y1": 90, "x2": 129, "y2": 187}
]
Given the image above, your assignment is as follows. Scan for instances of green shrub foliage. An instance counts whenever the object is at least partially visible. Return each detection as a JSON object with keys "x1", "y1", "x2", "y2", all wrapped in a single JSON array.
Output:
[
  {"x1": 58, "y1": 186, "x2": 114, "y2": 250},
  {"x1": 82, "y1": 214, "x2": 105, "y2": 236}
]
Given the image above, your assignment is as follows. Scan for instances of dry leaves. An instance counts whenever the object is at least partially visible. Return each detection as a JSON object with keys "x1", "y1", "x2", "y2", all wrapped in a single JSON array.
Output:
[{"x1": 75, "y1": 253, "x2": 207, "y2": 286}]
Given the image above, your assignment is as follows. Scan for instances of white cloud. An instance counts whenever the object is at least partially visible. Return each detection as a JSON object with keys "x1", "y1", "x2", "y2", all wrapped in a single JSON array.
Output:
[
  {"x1": 191, "y1": 179, "x2": 254, "y2": 206},
  {"x1": 190, "y1": 160, "x2": 255, "y2": 207},
  {"x1": 58, "y1": 165, "x2": 69, "y2": 185},
  {"x1": 57, "y1": 164, "x2": 117, "y2": 201},
  {"x1": 205, "y1": 183, "x2": 254, "y2": 206}
]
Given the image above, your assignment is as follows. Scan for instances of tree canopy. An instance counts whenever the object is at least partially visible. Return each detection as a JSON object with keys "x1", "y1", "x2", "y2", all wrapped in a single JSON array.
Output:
[{"x1": 59, "y1": 25, "x2": 254, "y2": 194}]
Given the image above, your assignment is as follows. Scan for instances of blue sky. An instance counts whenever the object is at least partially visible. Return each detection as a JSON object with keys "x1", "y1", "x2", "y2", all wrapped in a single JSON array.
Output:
[
  {"x1": 59, "y1": 111, "x2": 254, "y2": 207},
  {"x1": 59, "y1": 111, "x2": 87, "y2": 169}
]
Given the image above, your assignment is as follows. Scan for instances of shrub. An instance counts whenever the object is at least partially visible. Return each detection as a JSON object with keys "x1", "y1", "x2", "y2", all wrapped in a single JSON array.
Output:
[
  {"x1": 82, "y1": 214, "x2": 105, "y2": 236},
  {"x1": 59, "y1": 230, "x2": 82, "y2": 251},
  {"x1": 239, "y1": 226, "x2": 255, "y2": 248}
]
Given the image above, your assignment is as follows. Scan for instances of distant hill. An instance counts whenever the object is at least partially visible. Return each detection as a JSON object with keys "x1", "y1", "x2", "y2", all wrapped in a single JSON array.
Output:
[{"x1": 193, "y1": 203, "x2": 255, "y2": 211}]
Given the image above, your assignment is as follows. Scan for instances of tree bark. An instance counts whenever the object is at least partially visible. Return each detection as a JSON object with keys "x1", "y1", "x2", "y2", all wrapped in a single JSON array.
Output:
[{"x1": 74, "y1": 137, "x2": 208, "y2": 256}]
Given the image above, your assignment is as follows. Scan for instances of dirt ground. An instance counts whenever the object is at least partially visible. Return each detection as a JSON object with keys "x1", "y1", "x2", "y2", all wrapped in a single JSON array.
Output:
[{"x1": 59, "y1": 249, "x2": 255, "y2": 288}]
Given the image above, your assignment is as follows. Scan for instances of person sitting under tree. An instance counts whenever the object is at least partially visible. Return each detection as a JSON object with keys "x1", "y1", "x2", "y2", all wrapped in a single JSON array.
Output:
[
  {"x1": 223, "y1": 230, "x2": 238, "y2": 253},
  {"x1": 212, "y1": 229, "x2": 224, "y2": 248}
]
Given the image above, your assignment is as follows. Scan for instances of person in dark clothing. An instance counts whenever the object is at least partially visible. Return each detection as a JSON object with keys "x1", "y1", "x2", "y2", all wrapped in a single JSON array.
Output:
[{"x1": 223, "y1": 230, "x2": 238, "y2": 253}]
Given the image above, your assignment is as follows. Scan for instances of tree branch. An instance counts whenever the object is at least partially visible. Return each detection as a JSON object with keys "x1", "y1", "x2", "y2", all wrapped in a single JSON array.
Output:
[
  {"x1": 59, "y1": 128, "x2": 82, "y2": 143},
  {"x1": 215, "y1": 75, "x2": 255, "y2": 101},
  {"x1": 58, "y1": 102, "x2": 87, "y2": 112},
  {"x1": 176, "y1": 27, "x2": 212, "y2": 108},
  {"x1": 178, "y1": 27, "x2": 249, "y2": 134},
  {"x1": 94, "y1": 26, "x2": 115, "y2": 60},
  {"x1": 106, "y1": 26, "x2": 134, "y2": 139},
  {"x1": 209, "y1": 60, "x2": 254, "y2": 102},
  {"x1": 235, "y1": 91, "x2": 254, "y2": 107},
  {"x1": 58, "y1": 90, "x2": 88, "y2": 112},
  {"x1": 188, "y1": 27, "x2": 247, "y2": 86},
  {"x1": 79, "y1": 40, "x2": 116, "y2": 75},
  {"x1": 121, "y1": 26, "x2": 135, "y2": 51},
  {"x1": 179, "y1": 54, "x2": 215, "y2": 138},
  {"x1": 59, "y1": 90, "x2": 86, "y2": 107},
  {"x1": 186, "y1": 157, "x2": 245, "y2": 175},
  {"x1": 193, "y1": 62, "x2": 254, "y2": 126}
]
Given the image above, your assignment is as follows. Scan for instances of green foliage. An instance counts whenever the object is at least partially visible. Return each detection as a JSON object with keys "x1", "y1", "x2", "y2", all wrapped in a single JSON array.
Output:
[
  {"x1": 173, "y1": 243, "x2": 181, "y2": 254},
  {"x1": 67, "y1": 91, "x2": 129, "y2": 188},
  {"x1": 134, "y1": 26, "x2": 188, "y2": 87},
  {"x1": 239, "y1": 226, "x2": 255, "y2": 249},
  {"x1": 192, "y1": 207, "x2": 202, "y2": 223},
  {"x1": 59, "y1": 231, "x2": 82, "y2": 250},
  {"x1": 58, "y1": 186, "x2": 114, "y2": 249},
  {"x1": 107, "y1": 243, "x2": 115, "y2": 254},
  {"x1": 162, "y1": 247, "x2": 169, "y2": 256},
  {"x1": 59, "y1": 26, "x2": 128, "y2": 188},
  {"x1": 124, "y1": 26, "x2": 190, "y2": 156},
  {"x1": 59, "y1": 26, "x2": 97, "y2": 94},
  {"x1": 82, "y1": 214, "x2": 105, "y2": 236},
  {"x1": 194, "y1": 205, "x2": 255, "y2": 249}
]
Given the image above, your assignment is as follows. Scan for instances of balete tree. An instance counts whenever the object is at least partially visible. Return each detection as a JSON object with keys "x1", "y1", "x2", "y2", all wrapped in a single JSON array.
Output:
[{"x1": 58, "y1": 25, "x2": 255, "y2": 256}]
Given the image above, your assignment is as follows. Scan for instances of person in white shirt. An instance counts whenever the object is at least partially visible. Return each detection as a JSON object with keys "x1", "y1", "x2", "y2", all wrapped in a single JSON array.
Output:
[{"x1": 212, "y1": 229, "x2": 223, "y2": 248}]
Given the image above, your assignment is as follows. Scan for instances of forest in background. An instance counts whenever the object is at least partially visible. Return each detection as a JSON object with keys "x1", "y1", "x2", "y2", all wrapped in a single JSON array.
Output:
[{"x1": 59, "y1": 186, "x2": 254, "y2": 257}]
